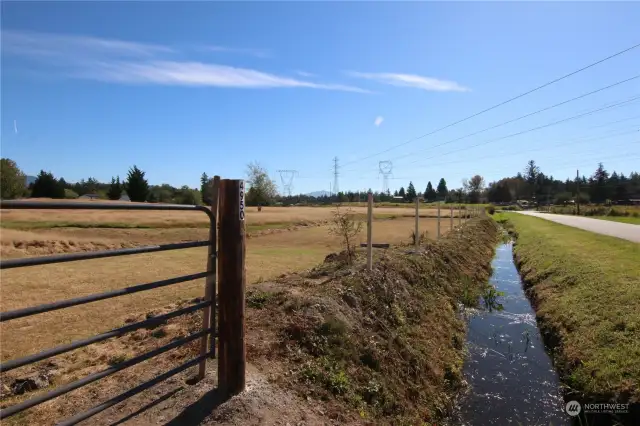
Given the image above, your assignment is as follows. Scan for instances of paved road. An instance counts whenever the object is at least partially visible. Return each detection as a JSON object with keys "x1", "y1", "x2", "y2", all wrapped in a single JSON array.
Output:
[{"x1": 514, "y1": 211, "x2": 640, "y2": 243}]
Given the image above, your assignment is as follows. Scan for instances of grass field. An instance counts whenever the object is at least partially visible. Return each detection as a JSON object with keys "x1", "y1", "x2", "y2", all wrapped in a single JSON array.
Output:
[
  {"x1": 0, "y1": 201, "x2": 458, "y2": 362},
  {"x1": 497, "y1": 213, "x2": 640, "y2": 404},
  {"x1": 593, "y1": 215, "x2": 640, "y2": 225},
  {"x1": 1, "y1": 199, "x2": 460, "y2": 229}
]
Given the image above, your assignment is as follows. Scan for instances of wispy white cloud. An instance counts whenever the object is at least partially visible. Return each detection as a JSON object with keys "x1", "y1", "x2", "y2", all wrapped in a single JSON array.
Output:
[
  {"x1": 2, "y1": 30, "x2": 369, "y2": 93},
  {"x1": 203, "y1": 45, "x2": 272, "y2": 59},
  {"x1": 374, "y1": 116, "x2": 384, "y2": 127},
  {"x1": 294, "y1": 70, "x2": 316, "y2": 78},
  {"x1": 14, "y1": 120, "x2": 18, "y2": 134},
  {"x1": 347, "y1": 71, "x2": 469, "y2": 92},
  {"x1": 2, "y1": 29, "x2": 172, "y2": 60},
  {"x1": 80, "y1": 60, "x2": 371, "y2": 92}
]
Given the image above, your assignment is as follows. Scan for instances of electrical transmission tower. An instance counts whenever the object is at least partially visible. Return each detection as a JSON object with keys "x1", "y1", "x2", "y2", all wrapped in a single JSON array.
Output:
[
  {"x1": 333, "y1": 157, "x2": 339, "y2": 195},
  {"x1": 379, "y1": 161, "x2": 393, "y2": 194},
  {"x1": 277, "y1": 170, "x2": 298, "y2": 196}
]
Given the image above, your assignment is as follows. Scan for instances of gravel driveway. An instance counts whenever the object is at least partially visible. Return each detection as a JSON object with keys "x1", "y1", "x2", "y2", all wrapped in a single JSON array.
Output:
[{"x1": 514, "y1": 211, "x2": 640, "y2": 243}]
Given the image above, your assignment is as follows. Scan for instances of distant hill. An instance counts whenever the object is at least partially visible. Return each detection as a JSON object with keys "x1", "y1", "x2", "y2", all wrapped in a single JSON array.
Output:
[
  {"x1": 25, "y1": 175, "x2": 37, "y2": 186},
  {"x1": 307, "y1": 190, "x2": 330, "y2": 197}
]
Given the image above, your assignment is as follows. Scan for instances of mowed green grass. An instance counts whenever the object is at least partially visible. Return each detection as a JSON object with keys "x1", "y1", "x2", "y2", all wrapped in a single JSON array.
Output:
[
  {"x1": 592, "y1": 216, "x2": 640, "y2": 225},
  {"x1": 500, "y1": 213, "x2": 640, "y2": 403}
]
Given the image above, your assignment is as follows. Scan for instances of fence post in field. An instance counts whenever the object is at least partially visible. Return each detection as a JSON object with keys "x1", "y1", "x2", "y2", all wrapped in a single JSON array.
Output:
[
  {"x1": 217, "y1": 179, "x2": 246, "y2": 396},
  {"x1": 437, "y1": 202, "x2": 441, "y2": 239},
  {"x1": 198, "y1": 175, "x2": 220, "y2": 380},
  {"x1": 367, "y1": 192, "x2": 373, "y2": 271},
  {"x1": 450, "y1": 206, "x2": 453, "y2": 231},
  {"x1": 414, "y1": 196, "x2": 419, "y2": 250},
  {"x1": 458, "y1": 205, "x2": 462, "y2": 227}
]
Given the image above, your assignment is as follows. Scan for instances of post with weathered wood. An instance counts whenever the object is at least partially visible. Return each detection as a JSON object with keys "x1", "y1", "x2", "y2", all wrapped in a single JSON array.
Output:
[
  {"x1": 367, "y1": 192, "x2": 373, "y2": 271},
  {"x1": 458, "y1": 205, "x2": 462, "y2": 227},
  {"x1": 450, "y1": 206, "x2": 454, "y2": 231},
  {"x1": 218, "y1": 179, "x2": 246, "y2": 396},
  {"x1": 437, "y1": 202, "x2": 441, "y2": 239},
  {"x1": 414, "y1": 196, "x2": 419, "y2": 250},
  {"x1": 198, "y1": 176, "x2": 220, "y2": 380}
]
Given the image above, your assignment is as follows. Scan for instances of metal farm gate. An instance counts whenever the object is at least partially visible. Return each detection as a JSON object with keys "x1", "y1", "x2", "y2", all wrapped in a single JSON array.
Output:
[{"x1": 0, "y1": 177, "x2": 247, "y2": 425}]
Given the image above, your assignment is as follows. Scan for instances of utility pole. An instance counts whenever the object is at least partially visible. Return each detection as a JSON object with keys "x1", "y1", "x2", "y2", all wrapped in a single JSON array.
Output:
[
  {"x1": 333, "y1": 157, "x2": 339, "y2": 197},
  {"x1": 414, "y1": 196, "x2": 419, "y2": 251},
  {"x1": 576, "y1": 169, "x2": 581, "y2": 215},
  {"x1": 367, "y1": 192, "x2": 373, "y2": 270}
]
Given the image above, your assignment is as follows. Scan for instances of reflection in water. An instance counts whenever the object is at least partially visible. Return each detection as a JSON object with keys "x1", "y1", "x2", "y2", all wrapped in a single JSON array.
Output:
[{"x1": 452, "y1": 242, "x2": 570, "y2": 426}]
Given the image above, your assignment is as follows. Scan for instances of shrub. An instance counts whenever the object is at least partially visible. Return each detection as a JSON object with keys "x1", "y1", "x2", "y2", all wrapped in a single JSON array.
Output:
[
  {"x1": 64, "y1": 189, "x2": 79, "y2": 199},
  {"x1": 328, "y1": 205, "x2": 364, "y2": 264},
  {"x1": 486, "y1": 206, "x2": 496, "y2": 215}
]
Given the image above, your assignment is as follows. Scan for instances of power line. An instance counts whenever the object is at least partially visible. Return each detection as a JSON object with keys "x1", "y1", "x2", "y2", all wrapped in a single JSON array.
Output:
[
  {"x1": 383, "y1": 75, "x2": 640, "y2": 164},
  {"x1": 397, "y1": 94, "x2": 640, "y2": 168},
  {"x1": 337, "y1": 43, "x2": 640, "y2": 169},
  {"x1": 297, "y1": 115, "x2": 637, "y2": 184},
  {"x1": 396, "y1": 128, "x2": 639, "y2": 173},
  {"x1": 299, "y1": 116, "x2": 639, "y2": 181},
  {"x1": 338, "y1": 94, "x2": 639, "y2": 175}
]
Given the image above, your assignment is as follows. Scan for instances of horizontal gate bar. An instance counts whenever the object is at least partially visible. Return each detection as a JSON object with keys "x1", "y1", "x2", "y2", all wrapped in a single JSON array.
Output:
[
  {"x1": 0, "y1": 200, "x2": 213, "y2": 213},
  {"x1": 1, "y1": 300, "x2": 212, "y2": 373},
  {"x1": 0, "y1": 272, "x2": 210, "y2": 323},
  {"x1": 0, "y1": 241, "x2": 211, "y2": 270},
  {"x1": 56, "y1": 351, "x2": 213, "y2": 426},
  {"x1": 0, "y1": 328, "x2": 214, "y2": 420}
]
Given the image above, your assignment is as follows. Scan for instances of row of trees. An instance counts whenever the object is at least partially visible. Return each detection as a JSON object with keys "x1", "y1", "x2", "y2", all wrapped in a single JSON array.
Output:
[
  {"x1": 0, "y1": 159, "x2": 201, "y2": 205},
  {"x1": 3, "y1": 157, "x2": 637, "y2": 206},
  {"x1": 485, "y1": 160, "x2": 640, "y2": 205},
  {"x1": 391, "y1": 178, "x2": 449, "y2": 202}
]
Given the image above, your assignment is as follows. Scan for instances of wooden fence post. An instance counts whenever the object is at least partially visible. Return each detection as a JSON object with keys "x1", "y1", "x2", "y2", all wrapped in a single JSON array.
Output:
[
  {"x1": 198, "y1": 176, "x2": 220, "y2": 380},
  {"x1": 458, "y1": 205, "x2": 462, "y2": 227},
  {"x1": 414, "y1": 196, "x2": 419, "y2": 250},
  {"x1": 367, "y1": 192, "x2": 373, "y2": 271},
  {"x1": 217, "y1": 179, "x2": 246, "y2": 396},
  {"x1": 450, "y1": 206, "x2": 453, "y2": 231},
  {"x1": 437, "y1": 202, "x2": 441, "y2": 239}
]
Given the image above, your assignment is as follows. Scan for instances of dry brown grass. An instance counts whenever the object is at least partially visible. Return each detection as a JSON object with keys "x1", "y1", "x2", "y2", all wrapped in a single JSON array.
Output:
[
  {"x1": 0, "y1": 217, "x2": 446, "y2": 362},
  {"x1": 0, "y1": 218, "x2": 488, "y2": 426},
  {"x1": 1, "y1": 201, "x2": 455, "y2": 229}
]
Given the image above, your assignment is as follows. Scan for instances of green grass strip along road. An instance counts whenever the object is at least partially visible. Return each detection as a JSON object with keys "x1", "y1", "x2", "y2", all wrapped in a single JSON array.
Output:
[
  {"x1": 496, "y1": 212, "x2": 640, "y2": 404},
  {"x1": 593, "y1": 216, "x2": 640, "y2": 225}
]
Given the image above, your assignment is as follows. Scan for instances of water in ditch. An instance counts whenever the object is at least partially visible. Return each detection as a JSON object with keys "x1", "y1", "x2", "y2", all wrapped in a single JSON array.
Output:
[{"x1": 451, "y1": 242, "x2": 570, "y2": 426}]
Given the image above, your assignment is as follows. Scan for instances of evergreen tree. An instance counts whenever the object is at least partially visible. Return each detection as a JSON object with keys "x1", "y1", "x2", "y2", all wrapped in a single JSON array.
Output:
[
  {"x1": 436, "y1": 178, "x2": 448, "y2": 201},
  {"x1": 200, "y1": 172, "x2": 213, "y2": 205},
  {"x1": 125, "y1": 165, "x2": 149, "y2": 202},
  {"x1": 107, "y1": 176, "x2": 123, "y2": 200},
  {"x1": 398, "y1": 187, "x2": 406, "y2": 198},
  {"x1": 589, "y1": 162, "x2": 610, "y2": 203},
  {"x1": 425, "y1": 181, "x2": 437, "y2": 202},
  {"x1": 31, "y1": 170, "x2": 65, "y2": 198},
  {"x1": 614, "y1": 172, "x2": 628, "y2": 201},
  {"x1": 524, "y1": 160, "x2": 540, "y2": 198},
  {"x1": 406, "y1": 182, "x2": 417, "y2": 201}
]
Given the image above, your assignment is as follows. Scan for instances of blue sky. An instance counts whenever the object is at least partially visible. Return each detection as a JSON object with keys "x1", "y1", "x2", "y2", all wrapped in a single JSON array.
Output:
[{"x1": 2, "y1": 1, "x2": 639, "y2": 195}]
